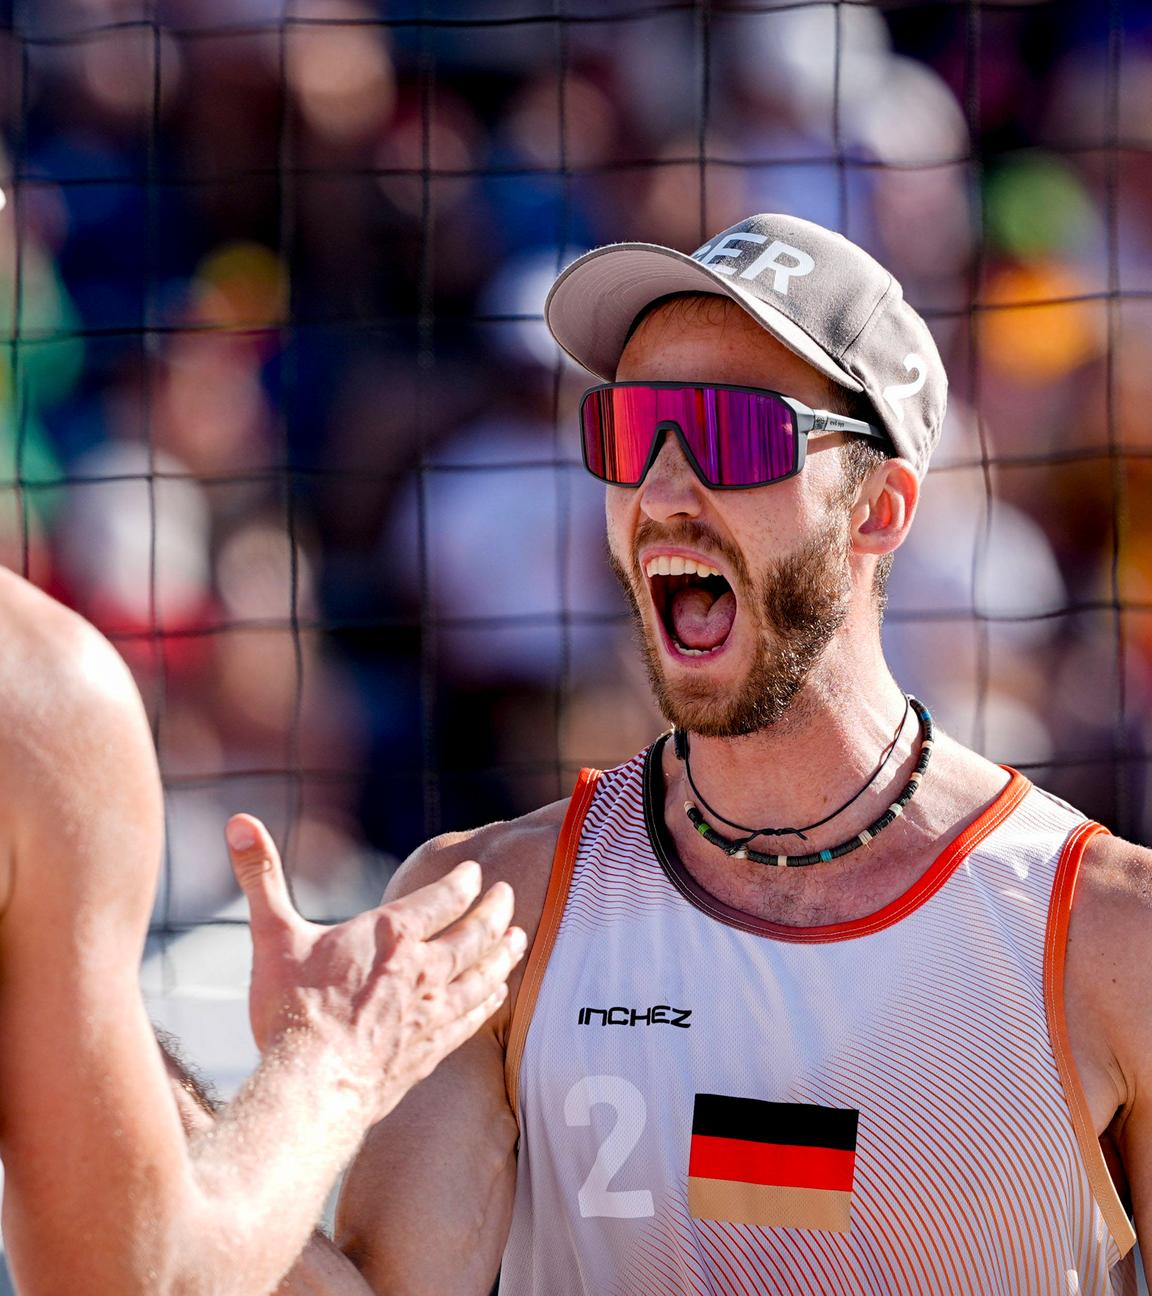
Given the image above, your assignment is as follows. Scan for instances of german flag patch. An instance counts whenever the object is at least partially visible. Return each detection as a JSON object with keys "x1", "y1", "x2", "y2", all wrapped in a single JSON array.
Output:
[{"x1": 688, "y1": 1094, "x2": 859, "y2": 1232}]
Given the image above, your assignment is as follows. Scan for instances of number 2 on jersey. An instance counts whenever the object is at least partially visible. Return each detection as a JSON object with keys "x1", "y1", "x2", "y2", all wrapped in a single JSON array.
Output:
[{"x1": 564, "y1": 1075, "x2": 655, "y2": 1219}]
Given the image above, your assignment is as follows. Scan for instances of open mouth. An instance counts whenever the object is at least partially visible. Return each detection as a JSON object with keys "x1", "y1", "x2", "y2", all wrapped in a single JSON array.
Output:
[{"x1": 644, "y1": 554, "x2": 738, "y2": 658}]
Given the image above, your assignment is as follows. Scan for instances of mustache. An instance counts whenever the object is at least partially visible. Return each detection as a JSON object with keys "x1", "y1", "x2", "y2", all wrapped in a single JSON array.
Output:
[{"x1": 632, "y1": 519, "x2": 749, "y2": 586}]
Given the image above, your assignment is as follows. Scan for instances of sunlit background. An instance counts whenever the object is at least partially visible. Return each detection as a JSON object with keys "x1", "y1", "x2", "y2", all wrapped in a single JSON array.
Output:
[{"x1": 1, "y1": 1, "x2": 1151, "y2": 1281}]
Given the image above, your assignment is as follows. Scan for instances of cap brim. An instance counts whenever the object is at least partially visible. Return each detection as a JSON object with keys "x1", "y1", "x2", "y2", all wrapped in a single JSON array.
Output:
[{"x1": 545, "y1": 242, "x2": 863, "y2": 392}]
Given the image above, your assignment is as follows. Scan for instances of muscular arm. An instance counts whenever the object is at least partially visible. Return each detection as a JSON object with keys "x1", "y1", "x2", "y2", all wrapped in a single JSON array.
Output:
[
  {"x1": 1068, "y1": 833, "x2": 1152, "y2": 1283},
  {"x1": 0, "y1": 574, "x2": 521, "y2": 1296},
  {"x1": 336, "y1": 810, "x2": 562, "y2": 1296}
]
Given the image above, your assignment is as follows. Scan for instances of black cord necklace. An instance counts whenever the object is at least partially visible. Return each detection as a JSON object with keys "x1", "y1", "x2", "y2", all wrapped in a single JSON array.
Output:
[
  {"x1": 674, "y1": 692, "x2": 911, "y2": 842},
  {"x1": 674, "y1": 695, "x2": 934, "y2": 868}
]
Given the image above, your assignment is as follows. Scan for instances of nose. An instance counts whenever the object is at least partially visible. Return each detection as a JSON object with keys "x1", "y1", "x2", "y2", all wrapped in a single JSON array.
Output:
[{"x1": 637, "y1": 424, "x2": 705, "y2": 524}]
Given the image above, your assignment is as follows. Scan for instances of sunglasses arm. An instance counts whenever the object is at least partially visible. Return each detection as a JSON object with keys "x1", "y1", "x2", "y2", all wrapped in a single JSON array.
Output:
[{"x1": 810, "y1": 409, "x2": 890, "y2": 446}]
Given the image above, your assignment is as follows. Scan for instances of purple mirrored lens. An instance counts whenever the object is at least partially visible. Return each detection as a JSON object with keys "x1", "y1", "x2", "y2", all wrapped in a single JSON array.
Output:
[
  {"x1": 684, "y1": 388, "x2": 797, "y2": 484},
  {"x1": 581, "y1": 386, "x2": 798, "y2": 486}
]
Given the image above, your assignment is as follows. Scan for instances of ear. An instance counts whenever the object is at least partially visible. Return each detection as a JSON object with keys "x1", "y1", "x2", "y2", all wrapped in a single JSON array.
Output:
[{"x1": 850, "y1": 458, "x2": 919, "y2": 558}]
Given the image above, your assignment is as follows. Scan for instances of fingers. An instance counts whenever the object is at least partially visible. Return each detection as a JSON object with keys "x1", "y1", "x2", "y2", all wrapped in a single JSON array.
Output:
[
  {"x1": 427, "y1": 879, "x2": 516, "y2": 983},
  {"x1": 426, "y1": 984, "x2": 510, "y2": 1071},
  {"x1": 442, "y1": 926, "x2": 527, "y2": 1022},
  {"x1": 383, "y1": 859, "x2": 484, "y2": 942},
  {"x1": 226, "y1": 814, "x2": 298, "y2": 932}
]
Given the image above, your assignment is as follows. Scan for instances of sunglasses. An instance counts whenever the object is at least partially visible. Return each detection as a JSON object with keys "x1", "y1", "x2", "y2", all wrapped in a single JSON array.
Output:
[{"x1": 579, "y1": 381, "x2": 888, "y2": 490}]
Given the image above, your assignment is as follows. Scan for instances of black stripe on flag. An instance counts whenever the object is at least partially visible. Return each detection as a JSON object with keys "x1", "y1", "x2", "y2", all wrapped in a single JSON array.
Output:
[{"x1": 692, "y1": 1094, "x2": 859, "y2": 1151}]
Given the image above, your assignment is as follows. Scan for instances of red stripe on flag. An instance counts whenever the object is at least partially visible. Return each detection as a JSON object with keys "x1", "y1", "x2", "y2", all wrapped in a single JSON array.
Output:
[{"x1": 688, "y1": 1134, "x2": 856, "y2": 1192}]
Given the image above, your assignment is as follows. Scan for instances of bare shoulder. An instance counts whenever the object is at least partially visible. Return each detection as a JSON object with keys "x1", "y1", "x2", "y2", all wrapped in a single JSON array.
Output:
[
  {"x1": 1070, "y1": 832, "x2": 1152, "y2": 972},
  {"x1": 386, "y1": 798, "x2": 570, "y2": 945},
  {"x1": 1066, "y1": 833, "x2": 1152, "y2": 1119},
  {"x1": 1080, "y1": 829, "x2": 1152, "y2": 877},
  {"x1": 0, "y1": 567, "x2": 154, "y2": 806},
  {"x1": 0, "y1": 566, "x2": 146, "y2": 740},
  {"x1": 0, "y1": 567, "x2": 159, "y2": 917}
]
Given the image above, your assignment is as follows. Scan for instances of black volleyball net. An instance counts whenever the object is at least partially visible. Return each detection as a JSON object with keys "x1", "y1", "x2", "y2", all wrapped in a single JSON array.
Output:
[{"x1": 1, "y1": 0, "x2": 1149, "y2": 1095}]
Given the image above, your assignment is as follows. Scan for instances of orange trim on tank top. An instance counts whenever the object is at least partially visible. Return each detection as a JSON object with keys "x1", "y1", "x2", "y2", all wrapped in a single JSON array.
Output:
[
  {"x1": 504, "y1": 766, "x2": 602, "y2": 1126},
  {"x1": 1043, "y1": 820, "x2": 1137, "y2": 1259}
]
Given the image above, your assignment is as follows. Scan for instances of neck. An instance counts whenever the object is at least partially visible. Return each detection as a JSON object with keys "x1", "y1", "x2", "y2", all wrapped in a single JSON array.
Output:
[{"x1": 672, "y1": 654, "x2": 914, "y2": 854}]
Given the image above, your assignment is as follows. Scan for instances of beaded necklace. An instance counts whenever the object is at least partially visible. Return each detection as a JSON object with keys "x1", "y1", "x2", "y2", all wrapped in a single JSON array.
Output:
[
  {"x1": 675, "y1": 692, "x2": 911, "y2": 841},
  {"x1": 677, "y1": 695, "x2": 934, "y2": 868}
]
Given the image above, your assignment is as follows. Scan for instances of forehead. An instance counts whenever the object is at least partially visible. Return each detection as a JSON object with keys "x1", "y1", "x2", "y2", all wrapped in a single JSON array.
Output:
[{"x1": 615, "y1": 295, "x2": 831, "y2": 408}]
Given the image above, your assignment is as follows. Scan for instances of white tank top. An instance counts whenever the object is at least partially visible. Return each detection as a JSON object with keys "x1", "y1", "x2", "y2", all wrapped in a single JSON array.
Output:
[{"x1": 500, "y1": 738, "x2": 1137, "y2": 1296}]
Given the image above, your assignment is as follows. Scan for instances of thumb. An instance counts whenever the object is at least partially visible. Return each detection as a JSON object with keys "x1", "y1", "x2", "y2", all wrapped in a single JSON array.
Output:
[{"x1": 226, "y1": 814, "x2": 297, "y2": 931}]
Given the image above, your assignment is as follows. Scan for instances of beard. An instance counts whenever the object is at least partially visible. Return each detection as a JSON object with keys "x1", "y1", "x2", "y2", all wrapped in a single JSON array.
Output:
[{"x1": 609, "y1": 515, "x2": 853, "y2": 738}]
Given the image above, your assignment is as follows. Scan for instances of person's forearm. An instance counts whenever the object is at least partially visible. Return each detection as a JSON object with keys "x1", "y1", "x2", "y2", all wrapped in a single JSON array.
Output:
[
  {"x1": 5, "y1": 1032, "x2": 375, "y2": 1296},
  {"x1": 174, "y1": 1031, "x2": 377, "y2": 1296},
  {"x1": 162, "y1": 1032, "x2": 373, "y2": 1296}
]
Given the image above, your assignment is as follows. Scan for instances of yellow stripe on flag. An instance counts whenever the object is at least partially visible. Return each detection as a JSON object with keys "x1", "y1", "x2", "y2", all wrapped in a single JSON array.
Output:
[{"x1": 688, "y1": 1177, "x2": 853, "y2": 1232}]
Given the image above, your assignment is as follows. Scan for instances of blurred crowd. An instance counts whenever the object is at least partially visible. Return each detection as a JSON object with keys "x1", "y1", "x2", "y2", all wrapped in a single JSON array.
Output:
[{"x1": 1, "y1": 0, "x2": 1151, "y2": 929}]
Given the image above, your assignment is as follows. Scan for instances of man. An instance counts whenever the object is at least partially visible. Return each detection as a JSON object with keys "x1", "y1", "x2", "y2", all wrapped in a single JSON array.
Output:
[
  {"x1": 0, "y1": 568, "x2": 525, "y2": 1294},
  {"x1": 335, "y1": 214, "x2": 1148, "y2": 1294}
]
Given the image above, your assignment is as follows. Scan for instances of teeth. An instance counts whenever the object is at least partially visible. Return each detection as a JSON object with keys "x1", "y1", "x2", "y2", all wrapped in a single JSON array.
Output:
[{"x1": 644, "y1": 555, "x2": 723, "y2": 580}]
